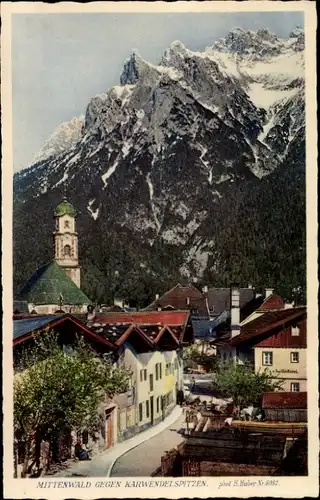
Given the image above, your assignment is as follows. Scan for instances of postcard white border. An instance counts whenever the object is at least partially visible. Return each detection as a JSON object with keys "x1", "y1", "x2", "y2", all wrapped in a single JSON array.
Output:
[{"x1": 2, "y1": 1, "x2": 318, "y2": 498}]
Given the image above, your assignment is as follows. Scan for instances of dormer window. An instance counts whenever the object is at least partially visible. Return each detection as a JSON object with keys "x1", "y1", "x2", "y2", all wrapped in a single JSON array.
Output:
[{"x1": 292, "y1": 325, "x2": 300, "y2": 336}]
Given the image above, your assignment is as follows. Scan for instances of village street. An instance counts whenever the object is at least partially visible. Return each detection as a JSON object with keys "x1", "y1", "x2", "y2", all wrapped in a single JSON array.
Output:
[
  {"x1": 50, "y1": 375, "x2": 209, "y2": 478},
  {"x1": 110, "y1": 412, "x2": 185, "y2": 476},
  {"x1": 51, "y1": 405, "x2": 185, "y2": 478}
]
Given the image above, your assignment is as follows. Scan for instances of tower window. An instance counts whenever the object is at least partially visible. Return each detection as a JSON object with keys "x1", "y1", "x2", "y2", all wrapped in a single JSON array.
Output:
[
  {"x1": 64, "y1": 245, "x2": 71, "y2": 257},
  {"x1": 64, "y1": 220, "x2": 70, "y2": 229}
]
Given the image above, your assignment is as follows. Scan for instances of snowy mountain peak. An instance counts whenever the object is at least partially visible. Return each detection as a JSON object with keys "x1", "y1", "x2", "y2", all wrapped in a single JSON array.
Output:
[
  {"x1": 120, "y1": 50, "x2": 154, "y2": 85},
  {"x1": 14, "y1": 27, "x2": 306, "y2": 292},
  {"x1": 170, "y1": 40, "x2": 187, "y2": 52},
  {"x1": 31, "y1": 116, "x2": 84, "y2": 166},
  {"x1": 289, "y1": 26, "x2": 304, "y2": 38},
  {"x1": 212, "y1": 27, "x2": 283, "y2": 57}
]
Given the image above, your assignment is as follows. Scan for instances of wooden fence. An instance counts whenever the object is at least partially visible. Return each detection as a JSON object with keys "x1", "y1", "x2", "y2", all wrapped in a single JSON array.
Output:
[{"x1": 264, "y1": 408, "x2": 307, "y2": 422}]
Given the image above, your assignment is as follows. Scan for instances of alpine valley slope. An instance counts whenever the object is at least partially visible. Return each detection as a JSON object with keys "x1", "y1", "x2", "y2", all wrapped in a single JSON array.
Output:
[{"x1": 13, "y1": 27, "x2": 306, "y2": 306}]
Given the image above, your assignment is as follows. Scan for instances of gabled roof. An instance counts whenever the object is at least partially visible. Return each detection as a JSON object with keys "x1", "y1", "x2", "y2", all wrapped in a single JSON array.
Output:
[
  {"x1": 229, "y1": 307, "x2": 307, "y2": 346},
  {"x1": 262, "y1": 392, "x2": 307, "y2": 410},
  {"x1": 206, "y1": 287, "x2": 256, "y2": 316},
  {"x1": 114, "y1": 324, "x2": 155, "y2": 349},
  {"x1": 17, "y1": 261, "x2": 91, "y2": 306},
  {"x1": 13, "y1": 313, "x2": 115, "y2": 349},
  {"x1": 143, "y1": 283, "x2": 209, "y2": 316},
  {"x1": 257, "y1": 295, "x2": 285, "y2": 311},
  {"x1": 13, "y1": 315, "x2": 64, "y2": 341},
  {"x1": 152, "y1": 325, "x2": 180, "y2": 346}
]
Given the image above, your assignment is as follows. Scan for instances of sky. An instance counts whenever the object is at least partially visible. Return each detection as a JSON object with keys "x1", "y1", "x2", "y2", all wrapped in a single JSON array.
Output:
[{"x1": 12, "y1": 11, "x2": 304, "y2": 172}]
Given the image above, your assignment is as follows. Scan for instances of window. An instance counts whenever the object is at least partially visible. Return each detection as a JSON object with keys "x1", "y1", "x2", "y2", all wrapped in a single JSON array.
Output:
[
  {"x1": 63, "y1": 244, "x2": 71, "y2": 257},
  {"x1": 159, "y1": 363, "x2": 162, "y2": 379},
  {"x1": 140, "y1": 370, "x2": 143, "y2": 382},
  {"x1": 262, "y1": 352, "x2": 273, "y2": 366},
  {"x1": 292, "y1": 325, "x2": 300, "y2": 336},
  {"x1": 146, "y1": 400, "x2": 150, "y2": 418},
  {"x1": 139, "y1": 403, "x2": 143, "y2": 422},
  {"x1": 291, "y1": 352, "x2": 299, "y2": 363},
  {"x1": 156, "y1": 397, "x2": 160, "y2": 413},
  {"x1": 149, "y1": 374, "x2": 154, "y2": 392},
  {"x1": 155, "y1": 364, "x2": 159, "y2": 381},
  {"x1": 291, "y1": 382, "x2": 300, "y2": 392},
  {"x1": 64, "y1": 220, "x2": 70, "y2": 229},
  {"x1": 144, "y1": 369, "x2": 147, "y2": 381}
]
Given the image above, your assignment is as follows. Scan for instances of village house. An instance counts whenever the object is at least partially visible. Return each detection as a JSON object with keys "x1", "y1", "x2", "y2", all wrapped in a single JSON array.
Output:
[
  {"x1": 13, "y1": 313, "x2": 120, "y2": 473},
  {"x1": 13, "y1": 308, "x2": 195, "y2": 461},
  {"x1": 15, "y1": 199, "x2": 91, "y2": 314},
  {"x1": 214, "y1": 304, "x2": 307, "y2": 393},
  {"x1": 144, "y1": 283, "x2": 273, "y2": 360},
  {"x1": 85, "y1": 310, "x2": 194, "y2": 439}
]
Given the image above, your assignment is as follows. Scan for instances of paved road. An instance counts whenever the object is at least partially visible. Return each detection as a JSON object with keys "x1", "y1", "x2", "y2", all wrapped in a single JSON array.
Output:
[{"x1": 110, "y1": 413, "x2": 185, "y2": 477}]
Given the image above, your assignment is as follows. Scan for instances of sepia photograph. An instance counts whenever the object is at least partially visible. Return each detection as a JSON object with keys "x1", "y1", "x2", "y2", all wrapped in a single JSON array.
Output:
[{"x1": 2, "y1": 1, "x2": 318, "y2": 498}]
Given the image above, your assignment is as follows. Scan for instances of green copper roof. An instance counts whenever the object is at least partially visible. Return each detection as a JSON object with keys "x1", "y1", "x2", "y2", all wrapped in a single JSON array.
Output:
[
  {"x1": 17, "y1": 261, "x2": 91, "y2": 306},
  {"x1": 54, "y1": 199, "x2": 76, "y2": 218}
]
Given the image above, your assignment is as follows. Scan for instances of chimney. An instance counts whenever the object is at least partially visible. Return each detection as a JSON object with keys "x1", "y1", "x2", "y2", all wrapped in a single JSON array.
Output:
[
  {"x1": 202, "y1": 285, "x2": 208, "y2": 294},
  {"x1": 155, "y1": 293, "x2": 159, "y2": 300},
  {"x1": 86, "y1": 304, "x2": 96, "y2": 323},
  {"x1": 114, "y1": 297, "x2": 124, "y2": 308},
  {"x1": 265, "y1": 288, "x2": 274, "y2": 299},
  {"x1": 284, "y1": 301, "x2": 294, "y2": 309},
  {"x1": 230, "y1": 284, "x2": 240, "y2": 338}
]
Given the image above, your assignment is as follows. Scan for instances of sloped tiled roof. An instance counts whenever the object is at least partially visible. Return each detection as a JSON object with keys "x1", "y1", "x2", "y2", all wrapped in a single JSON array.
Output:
[
  {"x1": 207, "y1": 287, "x2": 256, "y2": 315},
  {"x1": 262, "y1": 392, "x2": 307, "y2": 410},
  {"x1": 13, "y1": 313, "x2": 115, "y2": 349},
  {"x1": 143, "y1": 283, "x2": 209, "y2": 316},
  {"x1": 258, "y1": 295, "x2": 285, "y2": 311},
  {"x1": 229, "y1": 307, "x2": 307, "y2": 346},
  {"x1": 17, "y1": 261, "x2": 91, "y2": 306},
  {"x1": 191, "y1": 317, "x2": 216, "y2": 340},
  {"x1": 92, "y1": 310, "x2": 189, "y2": 326},
  {"x1": 13, "y1": 315, "x2": 64, "y2": 340}
]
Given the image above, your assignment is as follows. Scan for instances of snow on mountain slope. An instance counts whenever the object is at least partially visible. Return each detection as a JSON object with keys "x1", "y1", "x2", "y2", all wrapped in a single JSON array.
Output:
[
  {"x1": 14, "y1": 27, "x2": 305, "y2": 285},
  {"x1": 31, "y1": 116, "x2": 85, "y2": 166}
]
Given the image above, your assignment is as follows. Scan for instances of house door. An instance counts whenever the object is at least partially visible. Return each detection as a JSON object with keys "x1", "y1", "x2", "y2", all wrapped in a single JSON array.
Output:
[
  {"x1": 105, "y1": 408, "x2": 114, "y2": 449},
  {"x1": 150, "y1": 396, "x2": 154, "y2": 425}
]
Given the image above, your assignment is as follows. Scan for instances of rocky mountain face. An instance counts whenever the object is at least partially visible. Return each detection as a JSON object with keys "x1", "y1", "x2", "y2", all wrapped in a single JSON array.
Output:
[{"x1": 13, "y1": 27, "x2": 306, "y2": 306}]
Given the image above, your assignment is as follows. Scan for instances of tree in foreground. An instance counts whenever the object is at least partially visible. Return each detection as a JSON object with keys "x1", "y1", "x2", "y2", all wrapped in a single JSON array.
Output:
[
  {"x1": 14, "y1": 331, "x2": 131, "y2": 477},
  {"x1": 213, "y1": 360, "x2": 283, "y2": 409}
]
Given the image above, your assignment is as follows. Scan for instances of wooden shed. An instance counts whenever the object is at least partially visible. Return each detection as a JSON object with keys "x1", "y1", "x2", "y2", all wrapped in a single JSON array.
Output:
[{"x1": 262, "y1": 392, "x2": 307, "y2": 422}]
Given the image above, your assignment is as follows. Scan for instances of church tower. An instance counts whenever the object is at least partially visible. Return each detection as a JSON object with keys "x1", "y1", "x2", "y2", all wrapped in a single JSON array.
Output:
[{"x1": 53, "y1": 199, "x2": 81, "y2": 288}]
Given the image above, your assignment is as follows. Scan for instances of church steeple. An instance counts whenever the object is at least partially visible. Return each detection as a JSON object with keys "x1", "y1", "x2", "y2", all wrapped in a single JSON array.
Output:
[{"x1": 53, "y1": 199, "x2": 81, "y2": 288}]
